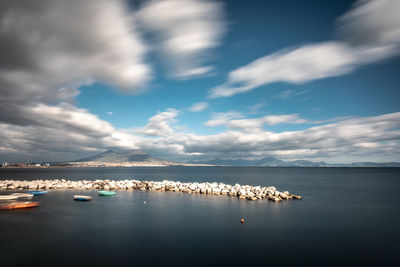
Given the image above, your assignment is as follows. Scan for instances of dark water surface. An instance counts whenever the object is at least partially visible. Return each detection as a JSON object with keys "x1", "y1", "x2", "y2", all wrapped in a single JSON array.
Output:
[{"x1": 0, "y1": 167, "x2": 399, "y2": 266}]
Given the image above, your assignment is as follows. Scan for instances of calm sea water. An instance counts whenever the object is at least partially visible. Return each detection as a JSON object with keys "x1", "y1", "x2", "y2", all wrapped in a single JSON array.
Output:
[{"x1": 0, "y1": 167, "x2": 399, "y2": 267}]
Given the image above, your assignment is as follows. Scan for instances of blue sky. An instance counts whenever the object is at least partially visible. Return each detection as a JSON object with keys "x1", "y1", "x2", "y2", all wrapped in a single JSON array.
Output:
[
  {"x1": 79, "y1": 0, "x2": 363, "y2": 129},
  {"x1": 0, "y1": 0, "x2": 400, "y2": 163}
]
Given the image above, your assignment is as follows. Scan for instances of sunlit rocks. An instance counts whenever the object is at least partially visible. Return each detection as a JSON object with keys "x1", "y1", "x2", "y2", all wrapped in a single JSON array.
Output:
[
  {"x1": 279, "y1": 192, "x2": 287, "y2": 199},
  {"x1": 0, "y1": 179, "x2": 301, "y2": 202}
]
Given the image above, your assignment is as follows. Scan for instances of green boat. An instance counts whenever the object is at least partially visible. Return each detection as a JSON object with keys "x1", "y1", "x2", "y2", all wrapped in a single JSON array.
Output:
[{"x1": 98, "y1": 191, "x2": 116, "y2": 196}]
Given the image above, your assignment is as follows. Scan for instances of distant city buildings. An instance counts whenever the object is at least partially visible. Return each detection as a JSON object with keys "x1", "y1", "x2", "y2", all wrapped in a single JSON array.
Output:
[{"x1": 0, "y1": 161, "x2": 51, "y2": 167}]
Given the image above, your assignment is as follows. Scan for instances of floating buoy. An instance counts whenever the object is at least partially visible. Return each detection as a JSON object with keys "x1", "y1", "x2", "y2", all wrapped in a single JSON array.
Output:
[{"x1": 241, "y1": 218, "x2": 244, "y2": 223}]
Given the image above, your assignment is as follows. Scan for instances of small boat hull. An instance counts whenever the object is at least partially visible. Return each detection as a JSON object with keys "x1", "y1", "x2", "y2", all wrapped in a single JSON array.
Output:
[
  {"x1": 74, "y1": 195, "x2": 92, "y2": 201},
  {"x1": 11, "y1": 193, "x2": 34, "y2": 198},
  {"x1": 0, "y1": 195, "x2": 18, "y2": 200},
  {"x1": 0, "y1": 201, "x2": 40, "y2": 210},
  {"x1": 98, "y1": 191, "x2": 116, "y2": 196}
]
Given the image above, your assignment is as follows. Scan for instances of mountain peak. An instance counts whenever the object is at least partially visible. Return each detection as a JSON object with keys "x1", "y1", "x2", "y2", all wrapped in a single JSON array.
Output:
[{"x1": 74, "y1": 149, "x2": 150, "y2": 163}]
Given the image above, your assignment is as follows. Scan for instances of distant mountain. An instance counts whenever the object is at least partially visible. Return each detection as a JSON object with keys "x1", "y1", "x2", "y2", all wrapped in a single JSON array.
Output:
[
  {"x1": 74, "y1": 149, "x2": 151, "y2": 163},
  {"x1": 63, "y1": 149, "x2": 181, "y2": 167},
  {"x1": 348, "y1": 162, "x2": 400, "y2": 167},
  {"x1": 198, "y1": 157, "x2": 286, "y2": 166},
  {"x1": 289, "y1": 160, "x2": 329, "y2": 167},
  {"x1": 191, "y1": 157, "x2": 328, "y2": 167},
  {"x1": 59, "y1": 150, "x2": 400, "y2": 167},
  {"x1": 191, "y1": 157, "x2": 400, "y2": 167}
]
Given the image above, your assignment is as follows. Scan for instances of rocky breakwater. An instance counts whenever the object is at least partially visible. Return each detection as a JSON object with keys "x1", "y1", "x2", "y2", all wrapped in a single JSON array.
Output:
[{"x1": 0, "y1": 179, "x2": 302, "y2": 202}]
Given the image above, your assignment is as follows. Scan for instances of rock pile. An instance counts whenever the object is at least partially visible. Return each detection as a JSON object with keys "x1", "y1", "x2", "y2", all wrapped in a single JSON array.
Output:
[{"x1": 0, "y1": 179, "x2": 301, "y2": 202}]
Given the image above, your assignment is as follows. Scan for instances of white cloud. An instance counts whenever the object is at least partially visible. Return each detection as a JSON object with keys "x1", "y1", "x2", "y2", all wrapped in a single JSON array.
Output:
[
  {"x1": 337, "y1": 0, "x2": 400, "y2": 47},
  {"x1": 0, "y1": 104, "x2": 141, "y2": 162},
  {"x1": 107, "y1": 112, "x2": 114, "y2": 116},
  {"x1": 264, "y1": 114, "x2": 307, "y2": 125},
  {"x1": 1, "y1": 106, "x2": 399, "y2": 163},
  {"x1": 0, "y1": 0, "x2": 226, "y2": 162},
  {"x1": 0, "y1": 0, "x2": 151, "y2": 101},
  {"x1": 153, "y1": 112, "x2": 400, "y2": 162},
  {"x1": 209, "y1": 42, "x2": 359, "y2": 98},
  {"x1": 189, "y1": 102, "x2": 209, "y2": 112},
  {"x1": 0, "y1": 0, "x2": 151, "y2": 161},
  {"x1": 0, "y1": 0, "x2": 399, "y2": 164},
  {"x1": 275, "y1": 89, "x2": 310, "y2": 100},
  {"x1": 206, "y1": 113, "x2": 308, "y2": 130},
  {"x1": 137, "y1": 0, "x2": 225, "y2": 79},
  {"x1": 226, "y1": 119, "x2": 264, "y2": 130},
  {"x1": 135, "y1": 108, "x2": 179, "y2": 137},
  {"x1": 179, "y1": 66, "x2": 215, "y2": 78},
  {"x1": 210, "y1": 0, "x2": 400, "y2": 98},
  {"x1": 205, "y1": 111, "x2": 244, "y2": 127}
]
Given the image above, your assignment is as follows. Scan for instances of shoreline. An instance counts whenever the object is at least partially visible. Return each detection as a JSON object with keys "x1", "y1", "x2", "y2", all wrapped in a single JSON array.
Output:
[
  {"x1": 1, "y1": 166, "x2": 399, "y2": 169},
  {"x1": 0, "y1": 179, "x2": 302, "y2": 202}
]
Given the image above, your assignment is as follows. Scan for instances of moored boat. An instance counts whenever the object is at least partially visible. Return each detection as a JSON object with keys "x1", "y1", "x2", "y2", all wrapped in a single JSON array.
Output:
[
  {"x1": 74, "y1": 195, "x2": 92, "y2": 201},
  {"x1": 98, "y1": 191, "x2": 116, "y2": 196},
  {"x1": 0, "y1": 201, "x2": 40, "y2": 210},
  {"x1": 11, "y1": 193, "x2": 34, "y2": 198},
  {"x1": 0, "y1": 195, "x2": 18, "y2": 200}
]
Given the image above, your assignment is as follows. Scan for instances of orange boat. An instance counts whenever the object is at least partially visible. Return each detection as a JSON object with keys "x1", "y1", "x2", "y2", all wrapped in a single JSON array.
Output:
[{"x1": 0, "y1": 201, "x2": 40, "y2": 210}]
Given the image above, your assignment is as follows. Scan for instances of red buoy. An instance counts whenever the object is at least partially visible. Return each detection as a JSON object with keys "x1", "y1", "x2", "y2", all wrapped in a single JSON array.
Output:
[{"x1": 241, "y1": 218, "x2": 244, "y2": 223}]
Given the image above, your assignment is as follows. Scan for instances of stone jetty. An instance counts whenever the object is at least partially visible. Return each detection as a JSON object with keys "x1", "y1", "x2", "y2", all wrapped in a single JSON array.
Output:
[{"x1": 0, "y1": 179, "x2": 302, "y2": 202}]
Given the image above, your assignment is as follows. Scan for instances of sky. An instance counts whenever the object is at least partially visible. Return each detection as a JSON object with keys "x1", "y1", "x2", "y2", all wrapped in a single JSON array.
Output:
[{"x1": 0, "y1": 0, "x2": 400, "y2": 163}]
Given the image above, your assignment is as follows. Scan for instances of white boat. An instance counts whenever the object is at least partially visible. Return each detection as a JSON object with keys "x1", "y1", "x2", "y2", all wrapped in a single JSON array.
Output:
[
  {"x1": 0, "y1": 195, "x2": 18, "y2": 200},
  {"x1": 11, "y1": 193, "x2": 34, "y2": 198},
  {"x1": 74, "y1": 195, "x2": 93, "y2": 201}
]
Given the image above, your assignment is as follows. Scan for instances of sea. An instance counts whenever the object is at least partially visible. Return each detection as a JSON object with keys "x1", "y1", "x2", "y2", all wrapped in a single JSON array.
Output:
[{"x1": 0, "y1": 167, "x2": 399, "y2": 267}]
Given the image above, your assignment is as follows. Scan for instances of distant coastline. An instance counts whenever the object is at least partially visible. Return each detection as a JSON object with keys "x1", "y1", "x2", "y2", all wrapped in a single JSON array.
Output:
[
  {"x1": 0, "y1": 163, "x2": 214, "y2": 168},
  {"x1": 1, "y1": 165, "x2": 400, "y2": 169},
  {"x1": 2, "y1": 149, "x2": 399, "y2": 168}
]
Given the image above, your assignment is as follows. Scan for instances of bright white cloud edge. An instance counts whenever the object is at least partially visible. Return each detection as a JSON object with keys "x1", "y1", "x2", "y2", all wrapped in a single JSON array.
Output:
[
  {"x1": 0, "y1": 0, "x2": 399, "y2": 164},
  {"x1": 1, "y1": 109, "x2": 400, "y2": 163},
  {"x1": 189, "y1": 102, "x2": 209, "y2": 112},
  {"x1": 137, "y1": 0, "x2": 226, "y2": 79},
  {"x1": 209, "y1": 0, "x2": 400, "y2": 98}
]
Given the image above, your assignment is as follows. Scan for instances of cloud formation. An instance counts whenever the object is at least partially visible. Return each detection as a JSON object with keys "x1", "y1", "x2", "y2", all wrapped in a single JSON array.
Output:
[
  {"x1": 1, "y1": 104, "x2": 399, "y2": 163},
  {"x1": 210, "y1": 0, "x2": 400, "y2": 98},
  {"x1": 0, "y1": 0, "x2": 398, "y2": 164},
  {"x1": 337, "y1": 0, "x2": 400, "y2": 47},
  {"x1": 141, "y1": 112, "x2": 400, "y2": 162},
  {"x1": 135, "y1": 109, "x2": 179, "y2": 137},
  {"x1": 0, "y1": 0, "x2": 151, "y2": 100},
  {"x1": 205, "y1": 111, "x2": 244, "y2": 127},
  {"x1": 189, "y1": 102, "x2": 209, "y2": 112},
  {"x1": 137, "y1": 0, "x2": 225, "y2": 78},
  {"x1": 0, "y1": 0, "x2": 152, "y2": 160},
  {"x1": 228, "y1": 114, "x2": 308, "y2": 130},
  {"x1": 0, "y1": 104, "x2": 140, "y2": 162},
  {"x1": 205, "y1": 113, "x2": 308, "y2": 131},
  {"x1": 0, "y1": 0, "x2": 228, "y2": 162}
]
